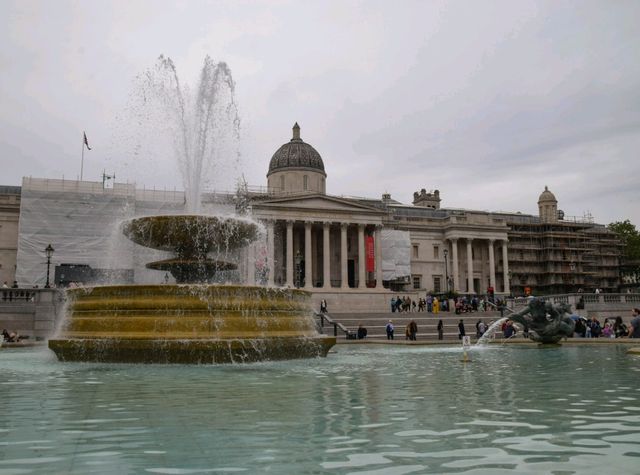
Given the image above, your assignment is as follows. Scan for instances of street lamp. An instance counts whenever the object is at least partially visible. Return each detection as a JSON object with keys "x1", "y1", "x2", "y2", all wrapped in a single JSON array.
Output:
[
  {"x1": 443, "y1": 248, "x2": 449, "y2": 294},
  {"x1": 44, "y1": 244, "x2": 55, "y2": 288}
]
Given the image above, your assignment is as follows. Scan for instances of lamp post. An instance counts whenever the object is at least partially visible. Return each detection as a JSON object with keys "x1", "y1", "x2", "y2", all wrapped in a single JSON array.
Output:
[
  {"x1": 45, "y1": 244, "x2": 54, "y2": 288},
  {"x1": 443, "y1": 248, "x2": 449, "y2": 294}
]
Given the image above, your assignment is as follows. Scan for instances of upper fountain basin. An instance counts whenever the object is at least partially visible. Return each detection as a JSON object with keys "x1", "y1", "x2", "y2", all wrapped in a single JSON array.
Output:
[{"x1": 122, "y1": 215, "x2": 259, "y2": 256}]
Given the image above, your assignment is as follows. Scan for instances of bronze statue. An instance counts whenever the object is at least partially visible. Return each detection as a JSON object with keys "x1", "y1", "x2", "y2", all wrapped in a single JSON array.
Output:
[{"x1": 508, "y1": 298, "x2": 575, "y2": 344}]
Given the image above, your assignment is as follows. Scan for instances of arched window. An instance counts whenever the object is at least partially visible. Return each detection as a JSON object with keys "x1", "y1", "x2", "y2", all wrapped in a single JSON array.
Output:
[
  {"x1": 280, "y1": 175, "x2": 285, "y2": 191},
  {"x1": 303, "y1": 175, "x2": 308, "y2": 191}
]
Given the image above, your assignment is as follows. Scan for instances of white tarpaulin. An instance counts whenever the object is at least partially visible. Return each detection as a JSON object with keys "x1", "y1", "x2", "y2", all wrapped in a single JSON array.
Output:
[
  {"x1": 381, "y1": 229, "x2": 411, "y2": 281},
  {"x1": 15, "y1": 178, "x2": 235, "y2": 286}
]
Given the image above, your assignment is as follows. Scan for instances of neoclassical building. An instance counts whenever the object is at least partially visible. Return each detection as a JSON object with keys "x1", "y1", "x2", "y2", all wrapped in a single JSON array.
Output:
[
  {"x1": 243, "y1": 124, "x2": 517, "y2": 310},
  {"x1": 0, "y1": 123, "x2": 623, "y2": 311},
  {"x1": 245, "y1": 124, "x2": 620, "y2": 309}
]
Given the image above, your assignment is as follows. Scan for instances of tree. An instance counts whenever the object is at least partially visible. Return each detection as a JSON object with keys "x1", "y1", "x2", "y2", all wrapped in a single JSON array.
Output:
[
  {"x1": 609, "y1": 220, "x2": 640, "y2": 292},
  {"x1": 608, "y1": 220, "x2": 640, "y2": 260}
]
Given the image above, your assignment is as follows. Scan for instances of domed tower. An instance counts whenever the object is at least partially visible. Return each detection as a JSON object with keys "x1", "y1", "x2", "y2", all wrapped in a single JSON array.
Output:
[
  {"x1": 538, "y1": 186, "x2": 558, "y2": 223},
  {"x1": 267, "y1": 123, "x2": 327, "y2": 195}
]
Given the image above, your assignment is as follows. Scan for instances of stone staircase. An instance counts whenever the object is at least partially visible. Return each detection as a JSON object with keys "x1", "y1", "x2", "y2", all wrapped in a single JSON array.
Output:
[{"x1": 324, "y1": 310, "x2": 506, "y2": 341}]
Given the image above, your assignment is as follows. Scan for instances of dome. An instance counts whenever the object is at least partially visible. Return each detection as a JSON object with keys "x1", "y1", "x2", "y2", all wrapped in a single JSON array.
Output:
[
  {"x1": 267, "y1": 123, "x2": 326, "y2": 177},
  {"x1": 538, "y1": 185, "x2": 557, "y2": 203}
]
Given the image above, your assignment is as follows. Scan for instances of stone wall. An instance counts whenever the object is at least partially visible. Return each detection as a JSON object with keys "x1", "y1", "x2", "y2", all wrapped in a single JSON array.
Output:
[{"x1": 0, "y1": 288, "x2": 64, "y2": 340}]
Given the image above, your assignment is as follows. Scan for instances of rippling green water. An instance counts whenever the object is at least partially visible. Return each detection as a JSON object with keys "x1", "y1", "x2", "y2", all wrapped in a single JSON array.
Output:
[{"x1": 1, "y1": 345, "x2": 639, "y2": 474}]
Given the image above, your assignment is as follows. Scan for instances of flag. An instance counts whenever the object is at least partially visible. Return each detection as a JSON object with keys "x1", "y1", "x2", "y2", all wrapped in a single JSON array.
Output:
[{"x1": 83, "y1": 132, "x2": 91, "y2": 151}]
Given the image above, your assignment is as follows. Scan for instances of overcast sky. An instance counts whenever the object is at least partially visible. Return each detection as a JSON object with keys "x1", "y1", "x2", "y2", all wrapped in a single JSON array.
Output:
[{"x1": 1, "y1": 0, "x2": 639, "y2": 225}]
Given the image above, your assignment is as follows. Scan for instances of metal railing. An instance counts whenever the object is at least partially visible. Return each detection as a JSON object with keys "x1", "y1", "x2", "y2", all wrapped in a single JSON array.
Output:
[
  {"x1": 506, "y1": 293, "x2": 640, "y2": 311},
  {"x1": 315, "y1": 312, "x2": 354, "y2": 339},
  {"x1": 1, "y1": 289, "x2": 36, "y2": 302}
]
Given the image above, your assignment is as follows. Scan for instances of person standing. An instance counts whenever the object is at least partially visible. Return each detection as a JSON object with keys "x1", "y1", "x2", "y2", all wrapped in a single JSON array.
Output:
[
  {"x1": 458, "y1": 319, "x2": 466, "y2": 340},
  {"x1": 386, "y1": 320, "x2": 395, "y2": 340},
  {"x1": 614, "y1": 316, "x2": 628, "y2": 338},
  {"x1": 437, "y1": 319, "x2": 444, "y2": 340},
  {"x1": 408, "y1": 320, "x2": 418, "y2": 341},
  {"x1": 629, "y1": 308, "x2": 640, "y2": 338}
]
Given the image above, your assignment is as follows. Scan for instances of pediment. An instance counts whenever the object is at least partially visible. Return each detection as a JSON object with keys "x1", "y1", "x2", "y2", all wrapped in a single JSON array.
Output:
[{"x1": 252, "y1": 194, "x2": 383, "y2": 214}]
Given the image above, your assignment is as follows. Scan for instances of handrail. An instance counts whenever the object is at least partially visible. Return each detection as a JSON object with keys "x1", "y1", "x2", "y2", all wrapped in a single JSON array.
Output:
[
  {"x1": 485, "y1": 300, "x2": 514, "y2": 315},
  {"x1": 315, "y1": 311, "x2": 353, "y2": 338}
]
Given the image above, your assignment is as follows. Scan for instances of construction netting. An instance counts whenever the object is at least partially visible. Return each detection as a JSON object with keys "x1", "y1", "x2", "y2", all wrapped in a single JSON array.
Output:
[
  {"x1": 380, "y1": 229, "x2": 411, "y2": 281},
  {"x1": 15, "y1": 178, "x2": 235, "y2": 286}
]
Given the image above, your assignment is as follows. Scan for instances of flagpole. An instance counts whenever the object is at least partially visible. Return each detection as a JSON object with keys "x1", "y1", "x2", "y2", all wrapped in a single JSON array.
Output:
[{"x1": 80, "y1": 133, "x2": 85, "y2": 181}]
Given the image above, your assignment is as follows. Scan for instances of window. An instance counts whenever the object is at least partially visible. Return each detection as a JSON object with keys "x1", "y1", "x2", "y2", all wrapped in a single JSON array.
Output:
[
  {"x1": 303, "y1": 175, "x2": 308, "y2": 190},
  {"x1": 433, "y1": 246, "x2": 439, "y2": 259},
  {"x1": 412, "y1": 275, "x2": 421, "y2": 289},
  {"x1": 433, "y1": 276, "x2": 441, "y2": 293},
  {"x1": 280, "y1": 175, "x2": 285, "y2": 191},
  {"x1": 412, "y1": 245, "x2": 419, "y2": 258}
]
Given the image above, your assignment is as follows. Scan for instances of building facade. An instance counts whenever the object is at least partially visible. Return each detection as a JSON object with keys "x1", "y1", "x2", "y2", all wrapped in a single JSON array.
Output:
[
  {"x1": 0, "y1": 124, "x2": 625, "y2": 312},
  {"x1": 0, "y1": 186, "x2": 21, "y2": 285}
]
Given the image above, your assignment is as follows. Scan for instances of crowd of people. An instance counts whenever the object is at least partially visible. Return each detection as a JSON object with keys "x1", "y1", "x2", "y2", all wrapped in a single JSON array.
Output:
[
  {"x1": 390, "y1": 294, "x2": 508, "y2": 315},
  {"x1": 391, "y1": 295, "x2": 449, "y2": 313},
  {"x1": 571, "y1": 312, "x2": 640, "y2": 339},
  {"x1": 353, "y1": 308, "x2": 640, "y2": 343}
]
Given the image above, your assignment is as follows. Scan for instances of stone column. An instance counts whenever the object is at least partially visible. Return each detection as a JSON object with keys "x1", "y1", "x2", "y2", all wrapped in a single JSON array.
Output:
[
  {"x1": 341, "y1": 223, "x2": 349, "y2": 289},
  {"x1": 323, "y1": 222, "x2": 331, "y2": 289},
  {"x1": 266, "y1": 220, "x2": 275, "y2": 286},
  {"x1": 488, "y1": 239, "x2": 496, "y2": 291},
  {"x1": 451, "y1": 238, "x2": 460, "y2": 292},
  {"x1": 304, "y1": 221, "x2": 313, "y2": 289},
  {"x1": 467, "y1": 238, "x2": 474, "y2": 294},
  {"x1": 357, "y1": 224, "x2": 366, "y2": 288},
  {"x1": 246, "y1": 243, "x2": 255, "y2": 285},
  {"x1": 502, "y1": 240, "x2": 510, "y2": 294},
  {"x1": 286, "y1": 220, "x2": 294, "y2": 287},
  {"x1": 375, "y1": 225, "x2": 383, "y2": 289}
]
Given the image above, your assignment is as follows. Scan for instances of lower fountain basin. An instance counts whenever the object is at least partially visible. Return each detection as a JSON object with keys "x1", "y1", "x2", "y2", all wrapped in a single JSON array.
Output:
[{"x1": 48, "y1": 285, "x2": 336, "y2": 364}]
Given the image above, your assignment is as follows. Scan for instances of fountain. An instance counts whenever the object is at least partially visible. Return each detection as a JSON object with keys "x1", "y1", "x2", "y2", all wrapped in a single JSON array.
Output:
[
  {"x1": 47, "y1": 56, "x2": 336, "y2": 363},
  {"x1": 47, "y1": 214, "x2": 336, "y2": 363},
  {"x1": 505, "y1": 298, "x2": 575, "y2": 344}
]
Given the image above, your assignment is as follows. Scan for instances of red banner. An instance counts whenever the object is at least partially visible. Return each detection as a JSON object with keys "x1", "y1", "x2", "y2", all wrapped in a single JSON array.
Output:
[{"x1": 365, "y1": 236, "x2": 375, "y2": 272}]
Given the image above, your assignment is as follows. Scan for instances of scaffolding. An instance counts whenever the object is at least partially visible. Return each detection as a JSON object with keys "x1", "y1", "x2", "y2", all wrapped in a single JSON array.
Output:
[{"x1": 505, "y1": 218, "x2": 621, "y2": 295}]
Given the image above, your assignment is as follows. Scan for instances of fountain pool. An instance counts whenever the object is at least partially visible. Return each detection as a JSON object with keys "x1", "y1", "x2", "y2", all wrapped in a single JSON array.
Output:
[{"x1": 2, "y1": 344, "x2": 639, "y2": 474}]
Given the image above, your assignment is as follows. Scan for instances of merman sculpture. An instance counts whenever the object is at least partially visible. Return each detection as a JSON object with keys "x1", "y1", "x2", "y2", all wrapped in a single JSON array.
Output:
[{"x1": 508, "y1": 298, "x2": 575, "y2": 344}]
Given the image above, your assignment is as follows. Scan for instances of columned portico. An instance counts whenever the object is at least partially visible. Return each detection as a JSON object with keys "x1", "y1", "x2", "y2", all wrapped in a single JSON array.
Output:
[
  {"x1": 304, "y1": 221, "x2": 312, "y2": 289},
  {"x1": 286, "y1": 221, "x2": 294, "y2": 287},
  {"x1": 322, "y1": 222, "x2": 331, "y2": 289},
  {"x1": 357, "y1": 224, "x2": 366, "y2": 288},
  {"x1": 451, "y1": 238, "x2": 460, "y2": 292},
  {"x1": 488, "y1": 239, "x2": 496, "y2": 290},
  {"x1": 340, "y1": 223, "x2": 349, "y2": 289},
  {"x1": 502, "y1": 239, "x2": 510, "y2": 294},
  {"x1": 246, "y1": 243, "x2": 255, "y2": 285},
  {"x1": 466, "y1": 238, "x2": 474, "y2": 293},
  {"x1": 266, "y1": 220, "x2": 275, "y2": 286},
  {"x1": 375, "y1": 225, "x2": 383, "y2": 288},
  {"x1": 250, "y1": 192, "x2": 387, "y2": 312},
  {"x1": 445, "y1": 234, "x2": 509, "y2": 296}
]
